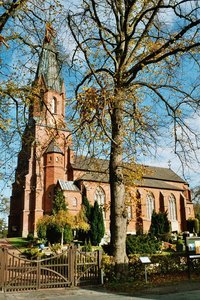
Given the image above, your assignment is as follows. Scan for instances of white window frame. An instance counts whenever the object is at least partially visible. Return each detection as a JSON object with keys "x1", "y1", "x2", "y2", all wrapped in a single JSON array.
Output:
[
  {"x1": 168, "y1": 194, "x2": 177, "y2": 221},
  {"x1": 146, "y1": 192, "x2": 155, "y2": 220},
  {"x1": 94, "y1": 186, "x2": 106, "y2": 219}
]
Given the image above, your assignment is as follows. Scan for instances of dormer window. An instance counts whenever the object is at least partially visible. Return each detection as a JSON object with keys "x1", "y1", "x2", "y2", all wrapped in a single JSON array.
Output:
[{"x1": 52, "y1": 97, "x2": 57, "y2": 114}]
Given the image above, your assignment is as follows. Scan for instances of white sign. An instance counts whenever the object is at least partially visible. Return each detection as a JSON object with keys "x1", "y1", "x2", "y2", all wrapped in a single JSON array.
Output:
[{"x1": 140, "y1": 256, "x2": 151, "y2": 264}]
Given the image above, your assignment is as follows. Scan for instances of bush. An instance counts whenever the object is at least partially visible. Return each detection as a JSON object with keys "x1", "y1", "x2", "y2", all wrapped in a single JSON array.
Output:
[
  {"x1": 46, "y1": 224, "x2": 61, "y2": 244},
  {"x1": 126, "y1": 234, "x2": 161, "y2": 255},
  {"x1": 37, "y1": 221, "x2": 47, "y2": 240},
  {"x1": 176, "y1": 239, "x2": 185, "y2": 252},
  {"x1": 22, "y1": 248, "x2": 42, "y2": 260},
  {"x1": 186, "y1": 218, "x2": 199, "y2": 234},
  {"x1": 63, "y1": 226, "x2": 73, "y2": 243},
  {"x1": 27, "y1": 233, "x2": 34, "y2": 242},
  {"x1": 82, "y1": 240, "x2": 92, "y2": 252},
  {"x1": 149, "y1": 211, "x2": 171, "y2": 240},
  {"x1": 50, "y1": 243, "x2": 61, "y2": 254},
  {"x1": 101, "y1": 254, "x2": 115, "y2": 281}
]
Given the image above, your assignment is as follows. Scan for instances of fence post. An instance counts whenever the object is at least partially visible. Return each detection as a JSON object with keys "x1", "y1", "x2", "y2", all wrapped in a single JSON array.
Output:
[
  {"x1": 0, "y1": 248, "x2": 8, "y2": 292},
  {"x1": 97, "y1": 250, "x2": 102, "y2": 284},
  {"x1": 37, "y1": 259, "x2": 41, "y2": 290},
  {"x1": 68, "y1": 244, "x2": 76, "y2": 287}
]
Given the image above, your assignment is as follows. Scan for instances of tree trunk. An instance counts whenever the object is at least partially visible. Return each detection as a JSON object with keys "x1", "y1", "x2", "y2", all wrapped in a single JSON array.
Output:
[{"x1": 109, "y1": 94, "x2": 128, "y2": 274}]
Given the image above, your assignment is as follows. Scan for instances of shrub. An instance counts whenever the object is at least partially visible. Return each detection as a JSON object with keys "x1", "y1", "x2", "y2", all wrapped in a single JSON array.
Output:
[
  {"x1": 46, "y1": 223, "x2": 61, "y2": 244},
  {"x1": 50, "y1": 243, "x2": 61, "y2": 254},
  {"x1": 187, "y1": 218, "x2": 200, "y2": 234},
  {"x1": 22, "y1": 248, "x2": 42, "y2": 260},
  {"x1": 194, "y1": 218, "x2": 199, "y2": 234},
  {"x1": 126, "y1": 234, "x2": 161, "y2": 255},
  {"x1": 27, "y1": 233, "x2": 34, "y2": 242},
  {"x1": 101, "y1": 254, "x2": 115, "y2": 281},
  {"x1": 90, "y1": 201, "x2": 105, "y2": 246},
  {"x1": 77, "y1": 198, "x2": 105, "y2": 246},
  {"x1": 63, "y1": 226, "x2": 73, "y2": 243},
  {"x1": 37, "y1": 224, "x2": 47, "y2": 240},
  {"x1": 82, "y1": 240, "x2": 92, "y2": 252},
  {"x1": 149, "y1": 211, "x2": 171, "y2": 240},
  {"x1": 176, "y1": 239, "x2": 185, "y2": 252}
]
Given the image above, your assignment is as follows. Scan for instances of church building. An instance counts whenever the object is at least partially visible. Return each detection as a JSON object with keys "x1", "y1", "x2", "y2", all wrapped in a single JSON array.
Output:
[{"x1": 8, "y1": 29, "x2": 194, "y2": 238}]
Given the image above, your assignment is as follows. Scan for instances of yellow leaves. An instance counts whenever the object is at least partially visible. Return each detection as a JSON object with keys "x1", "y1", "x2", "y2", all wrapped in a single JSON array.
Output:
[
  {"x1": 77, "y1": 87, "x2": 111, "y2": 124},
  {"x1": 37, "y1": 209, "x2": 90, "y2": 232},
  {"x1": 73, "y1": 209, "x2": 90, "y2": 231},
  {"x1": 146, "y1": 40, "x2": 163, "y2": 53}
]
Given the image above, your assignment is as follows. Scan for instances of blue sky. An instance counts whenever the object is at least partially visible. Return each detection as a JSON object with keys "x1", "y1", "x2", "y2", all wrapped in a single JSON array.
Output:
[{"x1": 0, "y1": 0, "x2": 200, "y2": 209}]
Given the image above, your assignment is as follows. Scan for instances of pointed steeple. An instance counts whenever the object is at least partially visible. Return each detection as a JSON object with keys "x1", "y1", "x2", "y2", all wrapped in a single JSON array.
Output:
[{"x1": 35, "y1": 23, "x2": 63, "y2": 93}]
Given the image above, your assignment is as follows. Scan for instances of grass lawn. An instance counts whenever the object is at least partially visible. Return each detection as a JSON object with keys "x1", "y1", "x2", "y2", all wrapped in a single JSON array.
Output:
[{"x1": 7, "y1": 237, "x2": 29, "y2": 250}]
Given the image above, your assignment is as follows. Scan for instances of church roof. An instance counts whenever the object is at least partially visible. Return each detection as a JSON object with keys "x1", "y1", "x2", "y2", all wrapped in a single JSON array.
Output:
[
  {"x1": 72, "y1": 156, "x2": 187, "y2": 190},
  {"x1": 35, "y1": 30, "x2": 63, "y2": 93},
  {"x1": 45, "y1": 139, "x2": 63, "y2": 154},
  {"x1": 58, "y1": 180, "x2": 80, "y2": 192}
]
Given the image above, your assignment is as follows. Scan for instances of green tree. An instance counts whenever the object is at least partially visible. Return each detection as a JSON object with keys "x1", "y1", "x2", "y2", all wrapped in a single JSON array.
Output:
[
  {"x1": 82, "y1": 196, "x2": 92, "y2": 221},
  {"x1": 67, "y1": 0, "x2": 200, "y2": 272},
  {"x1": 149, "y1": 211, "x2": 171, "y2": 240},
  {"x1": 52, "y1": 189, "x2": 67, "y2": 215},
  {"x1": 91, "y1": 201, "x2": 105, "y2": 246},
  {"x1": 37, "y1": 209, "x2": 89, "y2": 247}
]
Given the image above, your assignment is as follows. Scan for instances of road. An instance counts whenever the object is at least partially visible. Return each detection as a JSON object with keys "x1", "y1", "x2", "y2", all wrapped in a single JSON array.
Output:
[{"x1": 1, "y1": 286, "x2": 200, "y2": 300}]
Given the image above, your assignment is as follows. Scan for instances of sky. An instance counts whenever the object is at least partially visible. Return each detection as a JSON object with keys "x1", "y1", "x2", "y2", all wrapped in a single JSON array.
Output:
[{"x1": 0, "y1": 0, "x2": 200, "y2": 209}]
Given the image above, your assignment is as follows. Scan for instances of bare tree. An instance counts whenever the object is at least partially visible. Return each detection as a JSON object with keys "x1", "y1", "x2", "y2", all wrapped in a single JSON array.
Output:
[{"x1": 67, "y1": 0, "x2": 200, "y2": 272}]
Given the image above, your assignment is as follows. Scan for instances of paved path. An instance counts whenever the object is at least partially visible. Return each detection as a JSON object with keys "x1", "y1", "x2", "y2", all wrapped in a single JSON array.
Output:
[{"x1": 0, "y1": 285, "x2": 200, "y2": 300}]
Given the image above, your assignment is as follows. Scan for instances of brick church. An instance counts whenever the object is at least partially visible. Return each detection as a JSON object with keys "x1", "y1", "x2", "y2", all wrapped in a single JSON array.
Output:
[{"x1": 8, "y1": 29, "x2": 194, "y2": 239}]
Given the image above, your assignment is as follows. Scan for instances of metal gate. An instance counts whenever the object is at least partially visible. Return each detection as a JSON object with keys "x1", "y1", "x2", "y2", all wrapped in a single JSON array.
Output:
[{"x1": 0, "y1": 246, "x2": 102, "y2": 292}]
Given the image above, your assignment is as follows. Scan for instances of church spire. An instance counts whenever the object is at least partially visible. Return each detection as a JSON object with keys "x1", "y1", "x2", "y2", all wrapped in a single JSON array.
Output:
[{"x1": 35, "y1": 23, "x2": 63, "y2": 94}]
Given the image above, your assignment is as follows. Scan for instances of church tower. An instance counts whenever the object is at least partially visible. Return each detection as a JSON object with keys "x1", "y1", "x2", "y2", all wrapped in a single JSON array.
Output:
[{"x1": 8, "y1": 25, "x2": 72, "y2": 237}]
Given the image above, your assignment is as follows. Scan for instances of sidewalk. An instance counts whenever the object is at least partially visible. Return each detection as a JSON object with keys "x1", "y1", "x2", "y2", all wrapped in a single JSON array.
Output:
[{"x1": 1, "y1": 283, "x2": 200, "y2": 300}]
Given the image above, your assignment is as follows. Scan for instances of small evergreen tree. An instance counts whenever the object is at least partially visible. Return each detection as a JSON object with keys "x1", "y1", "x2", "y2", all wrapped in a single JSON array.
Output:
[
  {"x1": 77, "y1": 197, "x2": 105, "y2": 246},
  {"x1": 52, "y1": 189, "x2": 67, "y2": 215},
  {"x1": 82, "y1": 196, "x2": 91, "y2": 220},
  {"x1": 90, "y1": 201, "x2": 105, "y2": 246},
  {"x1": 149, "y1": 211, "x2": 171, "y2": 240}
]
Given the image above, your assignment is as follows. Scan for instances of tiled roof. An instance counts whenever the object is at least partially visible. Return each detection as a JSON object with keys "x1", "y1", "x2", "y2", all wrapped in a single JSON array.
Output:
[
  {"x1": 137, "y1": 178, "x2": 184, "y2": 191},
  {"x1": 72, "y1": 156, "x2": 109, "y2": 173},
  {"x1": 58, "y1": 180, "x2": 80, "y2": 192},
  {"x1": 35, "y1": 38, "x2": 63, "y2": 93},
  {"x1": 45, "y1": 139, "x2": 63, "y2": 154},
  {"x1": 72, "y1": 156, "x2": 186, "y2": 184}
]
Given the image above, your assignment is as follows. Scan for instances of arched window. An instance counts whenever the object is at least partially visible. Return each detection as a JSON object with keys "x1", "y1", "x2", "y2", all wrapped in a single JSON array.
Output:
[
  {"x1": 52, "y1": 97, "x2": 57, "y2": 114},
  {"x1": 72, "y1": 198, "x2": 78, "y2": 207},
  {"x1": 94, "y1": 186, "x2": 105, "y2": 219},
  {"x1": 146, "y1": 192, "x2": 155, "y2": 220},
  {"x1": 168, "y1": 194, "x2": 177, "y2": 221}
]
